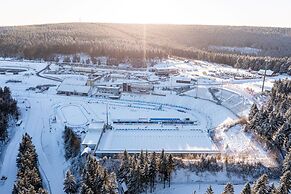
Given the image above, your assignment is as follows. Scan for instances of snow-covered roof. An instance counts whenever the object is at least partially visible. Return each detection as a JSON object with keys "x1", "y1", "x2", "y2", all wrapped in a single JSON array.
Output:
[
  {"x1": 82, "y1": 130, "x2": 103, "y2": 145},
  {"x1": 57, "y1": 84, "x2": 91, "y2": 94},
  {"x1": 110, "y1": 73, "x2": 126, "y2": 78},
  {"x1": 258, "y1": 69, "x2": 274, "y2": 76},
  {"x1": 97, "y1": 129, "x2": 219, "y2": 154},
  {"x1": 96, "y1": 85, "x2": 120, "y2": 90},
  {"x1": 88, "y1": 122, "x2": 104, "y2": 130},
  {"x1": 62, "y1": 78, "x2": 87, "y2": 85},
  {"x1": 118, "y1": 63, "x2": 131, "y2": 68}
]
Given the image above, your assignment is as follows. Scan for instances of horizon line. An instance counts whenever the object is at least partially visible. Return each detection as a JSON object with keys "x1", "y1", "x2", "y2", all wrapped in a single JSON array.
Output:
[{"x1": 1, "y1": 21, "x2": 290, "y2": 29}]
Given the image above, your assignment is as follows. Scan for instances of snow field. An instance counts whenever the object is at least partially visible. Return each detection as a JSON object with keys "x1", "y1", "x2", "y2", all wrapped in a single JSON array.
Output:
[{"x1": 0, "y1": 59, "x2": 288, "y2": 194}]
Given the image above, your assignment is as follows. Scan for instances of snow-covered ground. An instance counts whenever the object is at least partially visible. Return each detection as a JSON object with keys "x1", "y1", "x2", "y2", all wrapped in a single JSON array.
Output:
[
  {"x1": 0, "y1": 59, "x2": 289, "y2": 193},
  {"x1": 208, "y1": 46, "x2": 262, "y2": 55},
  {"x1": 152, "y1": 183, "x2": 244, "y2": 194}
]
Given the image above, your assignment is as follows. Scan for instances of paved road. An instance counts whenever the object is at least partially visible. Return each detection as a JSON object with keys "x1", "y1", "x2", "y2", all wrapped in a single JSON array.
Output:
[{"x1": 36, "y1": 65, "x2": 62, "y2": 82}]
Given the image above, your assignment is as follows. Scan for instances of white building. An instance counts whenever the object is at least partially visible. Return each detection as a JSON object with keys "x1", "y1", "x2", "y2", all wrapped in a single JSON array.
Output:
[
  {"x1": 154, "y1": 67, "x2": 179, "y2": 76},
  {"x1": 94, "y1": 85, "x2": 121, "y2": 98},
  {"x1": 176, "y1": 77, "x2": 197, "y2": 84},
  {"x1": 57, "y1": 78, "x2": 91, "y2": 96},
  {"x1": 118, "y1": 63, "x2": 132, "y2": 69},
  {"x1": 57, "y1": 84, "x2": 91, "y2": 96},
  {"x1": 258, "y1": 69, "x2": 275, "y2": 76},
  {"x1": 82, "y1": 122, "x2": 104, "y2": 149},
  {"x1": 123, "y1": 83, "x2": 154, "y2": 93}
]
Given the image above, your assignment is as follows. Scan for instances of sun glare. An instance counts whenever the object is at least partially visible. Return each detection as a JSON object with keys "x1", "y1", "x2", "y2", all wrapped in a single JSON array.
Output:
[{"x1": 91, "y1": 0, "x2": 191, "y2": 24}]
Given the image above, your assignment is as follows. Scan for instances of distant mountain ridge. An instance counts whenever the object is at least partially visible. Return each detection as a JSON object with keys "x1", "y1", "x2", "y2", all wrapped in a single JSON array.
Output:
[
  {"x1": 0, "y1": 23, "x2": 291, "y2": 73},
  {"x1": 1, "y1": 22, "x2": 291, "y2": 57}
]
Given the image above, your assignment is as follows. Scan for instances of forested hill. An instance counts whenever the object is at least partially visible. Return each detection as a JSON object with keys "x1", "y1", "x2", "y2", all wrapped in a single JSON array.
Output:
[
  {"x1": 1, "y1": 23, "x2": 291, "y2": 73},
  {"x1": 248, "y1": 79, "x2": 291, "y2": 157}
]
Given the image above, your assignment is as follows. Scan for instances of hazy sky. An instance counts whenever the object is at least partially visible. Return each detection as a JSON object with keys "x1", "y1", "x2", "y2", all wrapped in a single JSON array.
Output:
[{"x1": 0, "y1": 0, "x2": 291, "y2": 27}]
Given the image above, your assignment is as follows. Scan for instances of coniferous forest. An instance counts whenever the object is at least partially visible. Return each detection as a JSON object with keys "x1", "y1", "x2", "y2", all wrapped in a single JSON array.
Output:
[
  {"x1": 63, "y1": 126, "x2": 81, "y2": 160},
  {"x1": 247, "y1": 80, "x2": 291, "y2": 157},
  {"x1": 0, "y1": 86, "x2": 18, "y2": 141},
  {"x1": 1, "y1": 23, "x2": 291, "y2": 74}
]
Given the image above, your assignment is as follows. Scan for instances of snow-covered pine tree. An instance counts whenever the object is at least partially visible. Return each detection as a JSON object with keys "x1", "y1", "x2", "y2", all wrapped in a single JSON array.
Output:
[
  {"x1": 81, "y1": 155, "x2": 117, "y2": 194},
  {"x1": 0, "y1": 86, "x2": 18, "y2": 141},
  {"x1": 249, "y1": 103, "x2": 259, "y2": 120},
  {"x1": 63, "y1": 169, "x2": 77, "y2": 194},
  {"x1": 240, "y1": 182, "x2": 251, "y2": 194},
  {"x1": 142, "y1": 161, "x2": 149, "y2": 193},
  {"x1": 149, "y1": 152, "x2": 157, "y2": 192},
  {"x1": 0, "y1": 114, "x2": 8, "y2": 141},
  {"x1": 283, "y1": 149, "x2": 291, "y2": 174},
  {"x1": 63, "y1": 126, "x2": 80, "y2": 160},
  {"x1": 158, "y1": 150, "x2": 168, "y2": 188},
  {"x1": 101, "y1": 170, "x2": 112, "y2": 194},
  {"x1": 222, "y1": 182, "x2": 234, "y2": 194},
  {"x1": 117, "y1": 150, "x2": 131, "y2": 184},
  {"x1": 277, "y1": 170, "x2": 291, "y2": 194},
  {"x1": 80, "y1": 183, "x2": 94, "y2": 194},
  {"x1": 252, "y1": 174, "x2": 270, "y2": 194},
  {"x1": 167, "y1": 154, "x2": 175, "y2": 187},
  {"x1": 106, "y1": 172, "x2": 118, "y2": 194},
  {"x1": 139, "y1": 150, "x2": 146, "y2": 190},
  {"x1": 13, "y1": 133, "x2": 47, "y2": 193},
  {"x1": 38, "y1": 188, "x2": 49, "y2": 194},
  {"x1": 273, "y1": 125, "x2": 286, "y2": 148},
  {"x1": 127, "y1": 166, "x2": 141, "y2": 194},
  {"x1": 140, "y1": 150, "x2": 145, "y2": 168},
  {"x1": 205, "y1": 185, "x2": 214, "y2": 194}
]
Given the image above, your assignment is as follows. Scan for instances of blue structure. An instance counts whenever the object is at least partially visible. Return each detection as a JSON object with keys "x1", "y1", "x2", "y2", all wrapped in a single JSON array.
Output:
[{"x1": 113, "y1": 118, "x2": 195, "y2": 125}]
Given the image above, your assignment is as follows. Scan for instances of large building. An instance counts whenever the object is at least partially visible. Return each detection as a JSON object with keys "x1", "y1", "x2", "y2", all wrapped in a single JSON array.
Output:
[
  {"x1": 122, "y1": 83, "x2": 154, "y2": 94},
  {"x1": 82, "y1": 118, "x2": 219, "y2": 156},
  {"x1": 57, "y1": 78, "x2": 91, "y2": 96},
  {"x1": 154, "y1": 67, "x2": 179, "y2": 76},
  {"x1": 258, "y1": 69, "x2": 275, "y2": 76},
  {"x1": 57, "y1": 84, "x2": 91, "y2": 96},
  {"x1": 94, "y1": 85, "x2": 121, "y2": 99}
]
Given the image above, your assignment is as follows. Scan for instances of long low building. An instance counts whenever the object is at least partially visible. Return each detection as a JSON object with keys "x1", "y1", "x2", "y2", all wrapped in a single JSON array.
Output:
[
  {"x1": 57, "y1": 84, "x2": 91, "y2": 96},
  {"x1": 122, "y1": 83, "x2": 154, "y2": 94},
  {"x1": 112, "y1": 118, "x2": 196, "y2": 125},
  {"x1": 94, "y1": 85, "x2": 121, "y2": 98},
  {"x1": 95, "y1": 128, "x2": 219, "y2": 155}
]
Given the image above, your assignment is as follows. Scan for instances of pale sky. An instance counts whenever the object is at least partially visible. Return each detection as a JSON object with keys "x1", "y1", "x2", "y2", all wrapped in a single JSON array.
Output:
[{"x1": 0, "y1": 0, "x2": 291, "y2": 27}]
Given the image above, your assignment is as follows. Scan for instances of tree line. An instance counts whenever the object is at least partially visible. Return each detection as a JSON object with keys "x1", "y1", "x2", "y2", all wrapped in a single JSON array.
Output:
[
  {"x1": 205, "y1": 149, "x2": 291, "y2": 194},
  {"x1": 1, "y1": 23, "x2": 291, "y2": 74},
  {"x1": 0, "y1": 86, "x2": 18, "y2": 141},
  {"x1": 247, "y1": 79, "x2": 291, "y2": 157},
  {"x1": 63, "y1": 126, "x2": 81, "y2": 160},
  {"x1": 117, "y1": 150, "x2": 174, "y2": 193},
  {"x1": 63, "y1": 155, "x2": 117, "y2": 194}
]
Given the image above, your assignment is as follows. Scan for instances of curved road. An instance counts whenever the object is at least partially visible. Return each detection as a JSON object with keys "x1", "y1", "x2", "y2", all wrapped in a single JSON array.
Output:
[{"x1": 36, "y1": 64, "x2": 62, "y2": 82}]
